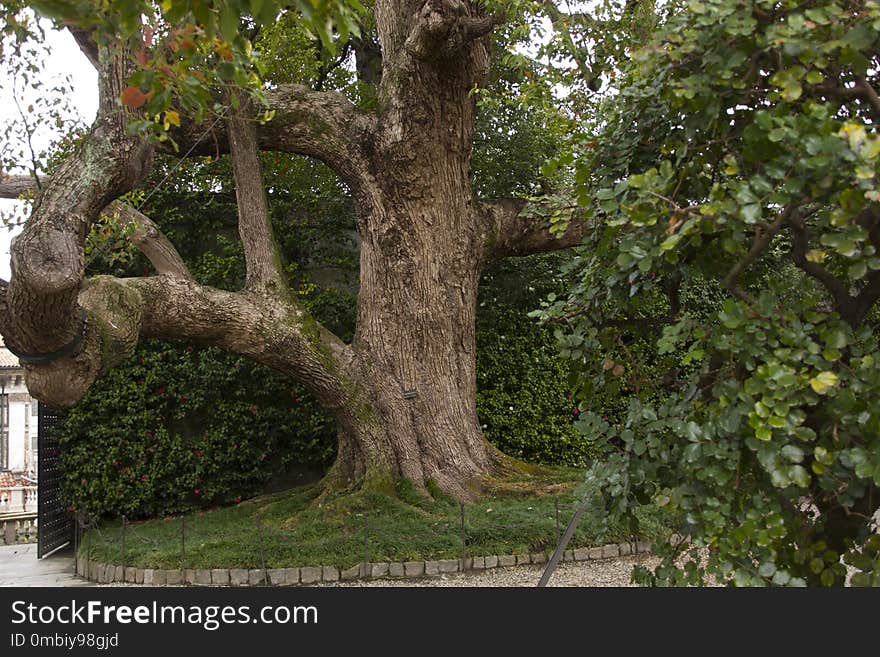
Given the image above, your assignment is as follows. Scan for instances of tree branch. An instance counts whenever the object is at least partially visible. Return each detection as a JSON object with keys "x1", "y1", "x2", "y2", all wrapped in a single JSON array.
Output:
[
  {"x1": 106, "y1": 201, "x2": 193, "y2": 280},
  {"x1": 226, "y1": 93, "x2": 284, "y2": 291},
  {"x1": 854, "y1": 75, "x2": 880, "y2": 118},
  {"x1": 788, "y1": 213, "x2": 857, "y2": 323},
  {"x1": 0, "y1": 175, "x2": 191, "y2": 281},
  {"x1": 480, "y1": 198, "x2": 592, "y2": 263},
  {"x1": 723, "y1": 205, "x2": 794, "y2": 304},
  {"x1": 0, "y1": 271, "x2": 354, "y2": 409},
  {"x1": 851, "y1": 270, "x2": 880, "y2": 326},
  {"x1": 0, "y1": 174, "x2": 36, "y2": 199},
  {"x1": 127, "y1": 277, "x2": 353, "y2": 406},
  {"x1": 3, "y1": 36, "x2": 153, "y2": 360},
  {"x1": 815, "y1": 76, "x2": 880, "y2": 120},
  {"x1": 64, "y1": 22, "x2": 99, "y2": 69},
  {"x1": 169, "y1": 85, "x2": 377, "y2": 196},
  {"x1": 850, "y1": 208, "x2": 880, "y2": 325}
]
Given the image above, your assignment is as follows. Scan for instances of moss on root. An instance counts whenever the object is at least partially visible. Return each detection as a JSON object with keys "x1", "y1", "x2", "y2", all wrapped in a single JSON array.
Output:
[{"x1": 82, "y1": 276, "x2": 143, "y2": 369}]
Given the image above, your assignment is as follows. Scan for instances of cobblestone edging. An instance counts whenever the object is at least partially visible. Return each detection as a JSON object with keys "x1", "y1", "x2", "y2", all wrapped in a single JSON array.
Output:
[{"x1": 76, "y1": 539, "x2": 652, "y2": 586}]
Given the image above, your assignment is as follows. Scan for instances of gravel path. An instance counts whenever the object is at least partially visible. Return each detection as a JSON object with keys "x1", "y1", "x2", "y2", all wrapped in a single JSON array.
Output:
[{"x1": 317, "y1": 553, "x2": 660, "y2": 587}]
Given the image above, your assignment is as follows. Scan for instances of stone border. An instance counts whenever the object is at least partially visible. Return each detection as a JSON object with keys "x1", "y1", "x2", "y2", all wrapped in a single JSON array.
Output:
[{"x1": 77, "y1": 539, "x2": 652, "y2": 586}]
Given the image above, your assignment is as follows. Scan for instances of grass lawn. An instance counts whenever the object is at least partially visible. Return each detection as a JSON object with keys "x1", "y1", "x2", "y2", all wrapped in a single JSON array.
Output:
[{"x1": 81, "y1": 466, "x2": 671, "y2": 570}]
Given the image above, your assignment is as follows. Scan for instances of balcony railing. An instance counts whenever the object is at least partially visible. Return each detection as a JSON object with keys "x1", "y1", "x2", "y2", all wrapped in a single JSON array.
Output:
[
  {"x1": 1, "y1": 513, "x2": 37, "y2": 545},
  {"x1": 0, "y1": 486, "x2": 38, "y2": 516}
]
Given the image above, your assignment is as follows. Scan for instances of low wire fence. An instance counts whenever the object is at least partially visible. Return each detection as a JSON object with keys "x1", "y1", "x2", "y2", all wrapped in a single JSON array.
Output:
[{"x1": 73, "y1": 497, "x2": 652, "y2": 585}]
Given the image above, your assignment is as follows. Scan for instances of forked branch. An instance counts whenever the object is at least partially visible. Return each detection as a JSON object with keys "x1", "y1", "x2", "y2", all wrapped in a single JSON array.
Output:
[
  {"x1": 405, "y1": 0, "x2": 504, "y2": 60},
  {"x1": 168, "y1": 84, "x2": 377, "y2": 197}
]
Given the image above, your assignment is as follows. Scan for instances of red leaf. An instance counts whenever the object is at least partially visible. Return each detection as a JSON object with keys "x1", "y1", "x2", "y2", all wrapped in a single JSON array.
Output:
[
  {"x1": 121, "y1": 86, "x2": 146, "y2": 108},
  {"x1": 135, "y1": 50, "x2": 149, "y2": 67}
]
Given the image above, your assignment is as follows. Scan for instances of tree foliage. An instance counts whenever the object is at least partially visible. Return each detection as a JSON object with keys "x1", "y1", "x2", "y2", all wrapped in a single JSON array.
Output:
[
  {"x1": 534, "y1": 0, "x2": 880, "y2": 586},
  {"x1": 16, "y1": 0, "x2": 365, "y2": 143}
]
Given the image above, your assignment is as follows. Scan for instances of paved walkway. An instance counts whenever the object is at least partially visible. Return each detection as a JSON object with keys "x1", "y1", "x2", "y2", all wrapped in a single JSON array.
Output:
[{"x1": 0, "y1": 543, "x2": 93, "y2": 587}]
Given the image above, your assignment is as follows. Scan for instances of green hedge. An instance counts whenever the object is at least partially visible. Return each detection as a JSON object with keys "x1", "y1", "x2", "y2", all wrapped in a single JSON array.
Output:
[
  {"x1": 59, "y1": 341, "x2": 335, "y2": 519},
  {"x1": 476, "y1": 309, "x2": 598, "y2": 466},
  {"x1": 476, "y1": 255, "x2": 600, "y2": 467}
]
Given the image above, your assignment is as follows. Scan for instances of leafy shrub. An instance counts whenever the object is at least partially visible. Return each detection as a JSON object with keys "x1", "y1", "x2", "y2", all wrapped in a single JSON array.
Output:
[
  {"x1": 477, "y1": 256, "x2": 599, "y2": 466},
  {"x1": 59, "y1": 341, "x2": 335, "y2": 519},
  {"x1": 537, "y1": 0, "x2": 880, "y2": 586}
]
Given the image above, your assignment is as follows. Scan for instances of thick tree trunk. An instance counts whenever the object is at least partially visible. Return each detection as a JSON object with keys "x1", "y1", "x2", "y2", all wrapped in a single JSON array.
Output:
[
  {"x1": 320, "y1": 8, "x2": 503, "y2": 497},
  {"x1": 328, "y1": 191, "x2": 495, "y2": 498}
]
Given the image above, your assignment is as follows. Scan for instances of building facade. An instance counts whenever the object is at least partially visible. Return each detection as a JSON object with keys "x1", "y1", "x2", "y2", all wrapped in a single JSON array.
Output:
[{"x1": 0, "y1": 339, "x2": 38, "y2": 516}]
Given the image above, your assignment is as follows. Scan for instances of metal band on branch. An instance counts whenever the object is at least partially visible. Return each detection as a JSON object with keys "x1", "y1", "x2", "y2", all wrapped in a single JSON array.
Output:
[{"x1": 5, "y1": 309, "x2": 88, "y2": 365}]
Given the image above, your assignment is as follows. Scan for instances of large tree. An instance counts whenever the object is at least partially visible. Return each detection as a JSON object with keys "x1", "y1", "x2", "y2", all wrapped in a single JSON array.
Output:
[{"x1": 0, "y1": 0, "x2": 588, "y2": 498}]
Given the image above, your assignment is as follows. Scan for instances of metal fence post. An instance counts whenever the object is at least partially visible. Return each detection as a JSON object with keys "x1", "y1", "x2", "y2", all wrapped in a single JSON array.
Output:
[
  {"x1": 256, "y1": 514, "x2": 267, "y2": 585},
  {"x1": 121, "y1": 515, "x2": 126, "y2": 583},
  {"x1": 85, "y1": 514, "x2": 91, "y2": 581},
  {"x1": 180, "y1": 515, "x2": 186, "y2": 577},
  {"x1": 72, "y1": 512, "x2": 79, "y2": 575},
  {"x1": 555, "y1": 497, "x2": 560, "y2": 544},
  {"x1": 460, "y1": 501, "x2": 467, "y2": 571},
  {"x1": 363, "y1": 513, "x2": 369, "y2": 578}
]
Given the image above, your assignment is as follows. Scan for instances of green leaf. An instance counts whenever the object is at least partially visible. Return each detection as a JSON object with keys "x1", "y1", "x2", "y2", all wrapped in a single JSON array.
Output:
[
  {"x1": 758, "y1": 562, "x2": 776, "y2": 578},
  {"x1": 660, "y1": 235, "x2": 681, "y2": 251},
  {"x1": 790, "y1": 465, "x2": 810, "y2": 487},
  {"x1": 771, "y1": 570, "x2": 791, "y2": 586},
  {"x1": 741, "y1": 204, "x2": 761, "y2": 223},
  {"x1": 754, "y1": 401, "x2": 770, "y2": 419},
  {"x1": 220, "y1": 5, "x2": 239, "y2": 42},
  {"x1": 781, "y1": 444, "x2": 804, "y2": 463},
  {"x1": 821, "y1": 329, "x2": 848, "y2": 350},
  {"x1": 848, "y1": 261, "x2": 867, "y2": 280},
  {"x1": 809, "y1": 371, "x2": 838, "y2": 394},
  {"x1": 805, "y1": 70, "x2": 824, "y2": 84}
]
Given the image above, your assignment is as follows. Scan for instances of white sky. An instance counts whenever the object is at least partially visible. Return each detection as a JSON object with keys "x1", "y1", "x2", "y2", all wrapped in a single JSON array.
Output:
[{"x1": 0, "y1": 22, "x2": 97, "y2": 280}]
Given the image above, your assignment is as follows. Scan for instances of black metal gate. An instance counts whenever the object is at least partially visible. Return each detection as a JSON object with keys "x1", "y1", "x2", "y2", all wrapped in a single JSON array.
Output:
[{"x1": 37, "y1": 405, "x2": 72, "y2": 558}]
